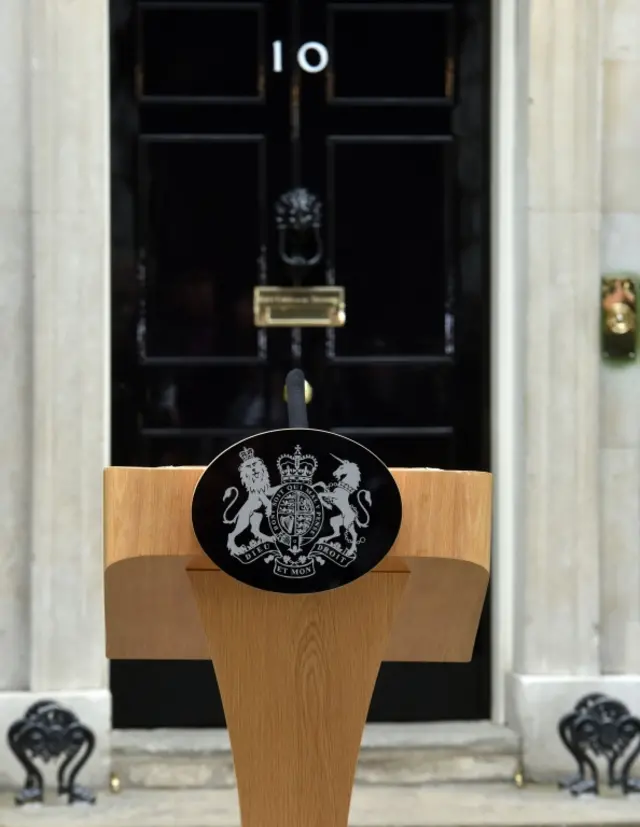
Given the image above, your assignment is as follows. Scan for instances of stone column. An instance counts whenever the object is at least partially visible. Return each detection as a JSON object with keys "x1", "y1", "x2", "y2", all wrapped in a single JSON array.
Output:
[
  {"x1": 599, "y1": 0, "x2": 640, "y2": 675},
  {"x1": 6, "y1": 0, "x2": 110, "y2": 788},
  {"x1": 0, "y1": 0, "x2": 111, "y2": 789},
  {"x1": 507, "y1": 0, "x2": 606, "y2": 779},
  {"x1": 0, "y1": 0, "x2": 31, "y2": 692}
]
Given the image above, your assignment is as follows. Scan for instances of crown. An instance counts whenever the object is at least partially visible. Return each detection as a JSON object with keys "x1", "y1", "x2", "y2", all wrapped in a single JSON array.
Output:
[
  {"x1": 277, "y1": 445, "x2": 317, "y2": 485},
  {"x1": 239, "y1": 446, "x2": 255, "y2": 464}
]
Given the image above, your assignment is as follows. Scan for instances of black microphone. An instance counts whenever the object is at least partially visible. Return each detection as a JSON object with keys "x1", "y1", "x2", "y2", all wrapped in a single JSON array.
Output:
[{"x1": 285, "y1": 368, "x2": 308, "y2": 428}]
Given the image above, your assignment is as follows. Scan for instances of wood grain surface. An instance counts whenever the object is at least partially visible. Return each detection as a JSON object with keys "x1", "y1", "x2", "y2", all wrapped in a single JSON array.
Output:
[
  {"x1": 104, "y1": 466, "x2": 491, "y2": 661},
  {"x1": 187, "y1": 568, "x2": 409, "y2": 827}
]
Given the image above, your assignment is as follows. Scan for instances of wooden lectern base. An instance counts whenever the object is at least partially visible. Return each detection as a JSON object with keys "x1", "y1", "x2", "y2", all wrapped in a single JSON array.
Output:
[
  {"x1": 187, "y1": 566, "x2": 409, "y2": 827},
  {"x1": 104, "y1": 465, "x2": 491, "y2": 826}
]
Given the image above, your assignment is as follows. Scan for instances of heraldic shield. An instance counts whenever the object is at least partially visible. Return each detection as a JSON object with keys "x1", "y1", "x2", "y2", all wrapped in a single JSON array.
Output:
[{"x1": 192, "y1": 428, "x2": 403, "y2": 594}]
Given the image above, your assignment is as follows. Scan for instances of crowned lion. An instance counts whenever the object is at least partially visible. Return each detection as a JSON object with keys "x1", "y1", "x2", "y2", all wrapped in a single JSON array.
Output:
[{"x1": 222, "y1": 448, "x2": 276, "y2": 555}]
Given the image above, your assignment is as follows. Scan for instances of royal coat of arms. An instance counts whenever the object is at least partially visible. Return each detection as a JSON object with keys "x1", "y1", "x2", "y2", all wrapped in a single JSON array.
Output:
[{"x1": 221, "y1": 444, "x2": 372, "y2": 579}]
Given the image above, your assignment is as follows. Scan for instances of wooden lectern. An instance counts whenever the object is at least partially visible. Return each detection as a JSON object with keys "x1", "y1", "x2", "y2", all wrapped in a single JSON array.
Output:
[{"x1": 104, "y1": 464, "x2": 491, "y2": 827}]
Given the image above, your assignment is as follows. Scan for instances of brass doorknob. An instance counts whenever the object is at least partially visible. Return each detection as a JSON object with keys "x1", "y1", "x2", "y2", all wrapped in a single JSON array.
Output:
[
  {"x1": 283, "y1": 379, "x2": 313, "y2": 405},
  {"x1": 601, "y1": 276, "x2": 637, "y2": 359},
  {"x1": 605, "y1": 301, "x2": 635, "y2": 335}
]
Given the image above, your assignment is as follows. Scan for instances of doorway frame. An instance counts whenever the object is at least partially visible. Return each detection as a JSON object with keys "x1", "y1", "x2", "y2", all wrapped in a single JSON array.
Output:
[
  {"x1": 489, "y1": 0, "x2": 520, "y2": 724},
  {"x1": 104, "y1": 0, "x2": 519, "y2": 725}
]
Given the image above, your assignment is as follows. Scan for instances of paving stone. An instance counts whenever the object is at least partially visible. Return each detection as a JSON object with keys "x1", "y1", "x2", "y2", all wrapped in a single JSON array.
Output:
[{"x1": 1, "y1": 784, "x2": 640, "y2": 827}]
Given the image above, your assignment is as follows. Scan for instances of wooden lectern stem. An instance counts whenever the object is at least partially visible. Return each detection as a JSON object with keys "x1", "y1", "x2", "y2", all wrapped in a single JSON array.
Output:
[{"x1": 187, "y1": 568, "x2": 409, "y2": 827}]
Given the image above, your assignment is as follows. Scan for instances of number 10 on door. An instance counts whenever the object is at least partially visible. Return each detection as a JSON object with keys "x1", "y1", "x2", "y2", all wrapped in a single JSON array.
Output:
[{"x1": 272, "y1": 41, "x2": 330, "y2": 74}]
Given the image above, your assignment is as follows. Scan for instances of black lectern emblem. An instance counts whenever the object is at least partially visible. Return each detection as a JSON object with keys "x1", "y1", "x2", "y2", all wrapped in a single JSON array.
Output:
[{"x1": 192, "y1": 429, "x2": 402, "y2": 594}]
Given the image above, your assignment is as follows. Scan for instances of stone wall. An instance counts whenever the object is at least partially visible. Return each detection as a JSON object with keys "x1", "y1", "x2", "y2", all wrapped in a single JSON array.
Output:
[
  {"x1": 507, "y1": 0, "x2": 640, "y2": 781},
  {"x1": 600, "y1": 0, "x2": 640, "y2": 676},
  {"x1": 0, "y1": 0, "x2": 110, "y2": 788},
  {"x1": 0, "y1": 0, "x2": 30, "y2": 695}
]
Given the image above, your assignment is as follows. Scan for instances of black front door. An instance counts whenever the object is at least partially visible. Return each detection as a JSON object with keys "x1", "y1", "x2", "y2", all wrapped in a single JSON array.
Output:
[{"x1": 110, "y1": 0, "x2": 491, "y2": 727}]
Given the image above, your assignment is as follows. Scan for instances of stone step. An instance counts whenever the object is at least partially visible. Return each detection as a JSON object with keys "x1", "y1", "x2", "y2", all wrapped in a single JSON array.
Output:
[
  {"x1": 3, "y1": 784, "x2": 640, "y2": 827},
  {"x1": 111, "y1": 723, "x2": 520, "y2": 790}
]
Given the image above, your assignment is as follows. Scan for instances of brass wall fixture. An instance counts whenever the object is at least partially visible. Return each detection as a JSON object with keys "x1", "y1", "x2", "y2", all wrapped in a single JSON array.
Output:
[
  {"x1": 254, "y1": 286, "x2": 345, "y2": 328},
  {"x1": 601, "y1": 276, "x2": 636, "y2": 360}
]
